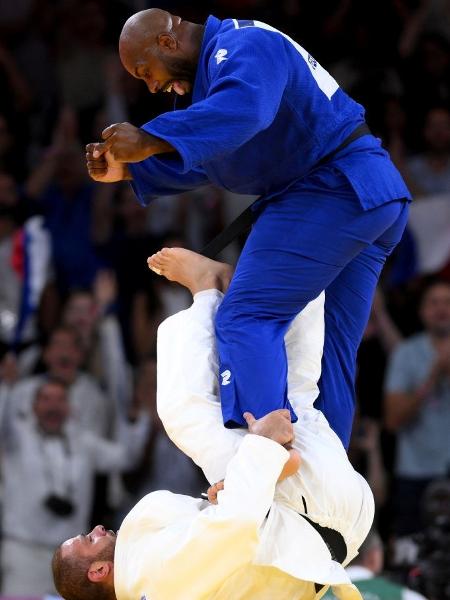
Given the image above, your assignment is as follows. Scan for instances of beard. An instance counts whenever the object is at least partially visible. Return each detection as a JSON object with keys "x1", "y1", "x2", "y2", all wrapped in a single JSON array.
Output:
[{"x1": 163, "y1": 54, "x2": 197, "y2": 83}]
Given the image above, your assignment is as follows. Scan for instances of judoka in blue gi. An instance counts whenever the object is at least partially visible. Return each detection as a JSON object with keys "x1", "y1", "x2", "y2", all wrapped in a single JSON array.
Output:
[{"x1": 86, "y1": 8, "x2": 412, "y2": 450}]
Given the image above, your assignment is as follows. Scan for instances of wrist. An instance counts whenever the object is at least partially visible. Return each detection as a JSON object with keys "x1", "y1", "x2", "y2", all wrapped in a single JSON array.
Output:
[{"x1": 123, "y1": 164, "x2": 133, "y2": 180}]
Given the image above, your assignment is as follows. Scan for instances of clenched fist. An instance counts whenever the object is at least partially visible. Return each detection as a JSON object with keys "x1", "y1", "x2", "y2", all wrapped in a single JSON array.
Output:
[
  {"x1": 86, "y1": 145, "x2": 131, "y2": 183},
  {"x1": 90, "y1": 122, "x2": 175, "y2": 163}
]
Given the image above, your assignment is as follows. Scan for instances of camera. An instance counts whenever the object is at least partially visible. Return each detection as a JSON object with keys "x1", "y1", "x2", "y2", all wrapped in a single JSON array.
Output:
[{"x1": 43, "y1": 494, "x2": 75, "y2": 518}]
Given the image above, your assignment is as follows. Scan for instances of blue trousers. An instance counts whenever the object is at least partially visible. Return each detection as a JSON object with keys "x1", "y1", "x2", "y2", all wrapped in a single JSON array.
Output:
[{"x1": 215, "y1": 166, "x2": 409, "y2": 449}]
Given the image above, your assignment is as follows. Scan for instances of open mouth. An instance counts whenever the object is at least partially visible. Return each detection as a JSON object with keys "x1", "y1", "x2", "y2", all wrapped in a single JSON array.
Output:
[{"x1": 162, "y1": 80, "x2": 187, "y2": 95}]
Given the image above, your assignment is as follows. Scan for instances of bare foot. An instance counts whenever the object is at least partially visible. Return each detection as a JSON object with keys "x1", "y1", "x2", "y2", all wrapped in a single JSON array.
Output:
[{"x1": 147, "y1": 248, "x2": 234, "y2": 296}]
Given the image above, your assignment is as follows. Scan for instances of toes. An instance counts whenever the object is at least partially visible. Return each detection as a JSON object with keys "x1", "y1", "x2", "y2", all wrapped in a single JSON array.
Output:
[
  {"x1": 147, "y1": 255, "x2": 164, "y2": 275},
  {"x1": 159, "y1": 247, "x2": 173, "y2": 260}
]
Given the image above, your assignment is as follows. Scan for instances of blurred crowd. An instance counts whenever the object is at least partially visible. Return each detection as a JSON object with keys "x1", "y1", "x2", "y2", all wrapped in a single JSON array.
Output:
[{"x1": 0, "y1": 0, "x2": 449, "y2": 598}]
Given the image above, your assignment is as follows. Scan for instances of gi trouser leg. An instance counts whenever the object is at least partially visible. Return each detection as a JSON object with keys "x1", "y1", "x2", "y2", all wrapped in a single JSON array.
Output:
[{"x1": 215, "y1": 168, "x2": 409, "y2": 448}]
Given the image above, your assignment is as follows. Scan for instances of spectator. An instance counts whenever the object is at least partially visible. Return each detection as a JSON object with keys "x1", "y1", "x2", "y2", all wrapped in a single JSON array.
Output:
[
  {"x1": 25, "y1": 108, "x2": 106, "y2": 296},
  {"x1": 384, "y1": 280, "x2": 450, "y2": 540},
  {"x1": 61, "y1": 271, "x2": 131, "y2": 412},
  {"x1": 402, "y1": 106, "x2": 450, "y2": 198},
  {"x1": 121, "y1": 355, "x2": 206, "y2": 506},
  {"x1": 324, "y1": 527, "x2": 427, "y2": 600},
  {"x1": 0, "y1": 376, "x2": 149, "y2": 596},
  {"x1": 0, "y1": 325, "x2": 111, "y2": 437}
]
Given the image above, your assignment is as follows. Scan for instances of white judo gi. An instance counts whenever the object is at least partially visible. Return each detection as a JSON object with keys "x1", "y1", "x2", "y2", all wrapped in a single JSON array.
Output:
[{"x1": 113, "y1": 291, "x2": 374, "y2": 600}]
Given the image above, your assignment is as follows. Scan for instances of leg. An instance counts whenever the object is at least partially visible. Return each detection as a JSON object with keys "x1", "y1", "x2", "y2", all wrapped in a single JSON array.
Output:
[
  {"x1": 156, "y1": 287, "x2": 247, "y2": 483},
  {"x1": 215, "y1": 168, "x2": 409, "y2": 441},
  {"x1": 317, "y1": 226, "x2": 406, "y2": 448}
]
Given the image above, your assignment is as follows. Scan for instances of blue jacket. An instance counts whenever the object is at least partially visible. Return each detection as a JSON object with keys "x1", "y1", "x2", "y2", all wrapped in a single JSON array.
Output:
[{"x1": 130, "y1": 16, "x2": 411, "y2": 209}]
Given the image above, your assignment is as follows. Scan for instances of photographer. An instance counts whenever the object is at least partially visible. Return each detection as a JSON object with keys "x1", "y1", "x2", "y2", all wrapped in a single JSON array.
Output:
[{"x1": 0, "y1": 376, "x2": 149, "y2": 596}]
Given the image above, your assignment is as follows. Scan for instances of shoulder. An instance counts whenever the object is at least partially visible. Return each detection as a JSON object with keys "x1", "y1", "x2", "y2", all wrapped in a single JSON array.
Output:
[{"x1": 210, "y1": 21, "x2": 287, "y2": 59}]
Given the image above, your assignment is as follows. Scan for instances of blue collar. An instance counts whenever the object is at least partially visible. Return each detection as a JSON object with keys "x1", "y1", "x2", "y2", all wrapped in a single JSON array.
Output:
[{"x1": 192, "y1": 15, "x2": 222, "y2": 103}]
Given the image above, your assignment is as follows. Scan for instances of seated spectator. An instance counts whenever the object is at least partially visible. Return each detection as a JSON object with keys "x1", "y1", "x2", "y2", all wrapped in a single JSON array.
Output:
[
  {"x1": 384, "y1": 280, "x2": 450, "y2": 540},
  {"x1": 0, "y1": 325, "x2": 111, "y2": 437},
  {"x1": 0, "y1": 376, "x2": 149, "y2": 596},
  {"x1": 324, "y1": 527, "x2": 427, "y2": 600}
]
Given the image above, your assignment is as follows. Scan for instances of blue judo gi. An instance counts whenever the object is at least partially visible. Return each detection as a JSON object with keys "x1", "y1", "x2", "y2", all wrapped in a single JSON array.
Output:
[{"x1": 129, "y1": 16, "x2": 411, "y2": 449}]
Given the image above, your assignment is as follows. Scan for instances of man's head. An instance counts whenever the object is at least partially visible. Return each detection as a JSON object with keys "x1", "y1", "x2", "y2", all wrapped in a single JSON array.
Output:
[
  {"x1": 43, "y1": 326, "x2": 84, "y2": 383},
  {"x1": 423, "y1": 106, "x2": 450, "y2": 155},
  {"x1": 119, "y1": 8, "x2": 202, "y2": 96},
  {"x1": 62, "y1": 290, "x2": 98, "y2": 343},
  {"x1": 352, "y1": 528, "x2": 384, "y2": 574},
  {"x1": 419, "y1": 280, "x2": 450, "y2": 338},
  {"x1": 33, "y1": 378, "x2": 70, "y2": 435},
  {"x1": 52, "y1": 525, "x2": 117, "y2": 600}
]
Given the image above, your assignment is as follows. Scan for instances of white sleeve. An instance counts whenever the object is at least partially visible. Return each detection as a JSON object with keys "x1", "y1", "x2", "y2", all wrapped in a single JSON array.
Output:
[
  {"x1": 156, "y1": 291, "x2": 244, "y2": 484},
  {"x1": 162, "y1": 435, "x2": 289, "y2": 592}
]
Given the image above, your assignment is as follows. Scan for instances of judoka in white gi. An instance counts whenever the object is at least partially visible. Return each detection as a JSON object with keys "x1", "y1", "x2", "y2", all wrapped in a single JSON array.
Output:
[{"x1": 52, "y1": 250, "x2": 374, "y2": 600}]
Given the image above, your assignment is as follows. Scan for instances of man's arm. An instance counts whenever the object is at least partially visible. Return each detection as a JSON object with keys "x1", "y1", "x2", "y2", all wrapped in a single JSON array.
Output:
[
  {"x1": 384, "y1": 342, "x2": 443, "y2": 431},
  {"x1": 90, "y1": 28, "x2": 289, "y2": 172},
  {"x1": 86, "y1": 138, "x2": 209, "y2": 204},
  {"x1": 159, "y1": 434, "x2": 290, "y2": 598}
]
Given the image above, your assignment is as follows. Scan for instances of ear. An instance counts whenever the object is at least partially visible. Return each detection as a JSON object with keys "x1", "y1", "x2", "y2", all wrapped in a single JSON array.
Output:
[
  {"x1": 87, "y1": 561, "x2": 113, "y2": 583},
  {"x1": 157, "y1": 32, "x2": 177, "y2": 52}
]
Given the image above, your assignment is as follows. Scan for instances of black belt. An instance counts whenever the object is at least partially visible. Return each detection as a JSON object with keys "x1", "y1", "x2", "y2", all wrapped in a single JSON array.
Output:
[
  {"x1": 200, "y1": 123, "x2": 371, "y2": 259},
  {"x1": 300, "y1": 514, "x2": 347, "y2": 594},
  {"x1": 300, "y1": 514, "x2": 347, "y2": 564}
]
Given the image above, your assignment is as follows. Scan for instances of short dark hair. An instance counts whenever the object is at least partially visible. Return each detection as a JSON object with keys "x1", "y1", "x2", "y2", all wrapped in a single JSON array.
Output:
[
  {"x1": 51, "y1": 545, "x2": 115, "y2": 600},
  {"x1": 352, "y1": 528, "x2": 383, "y2": 565}
]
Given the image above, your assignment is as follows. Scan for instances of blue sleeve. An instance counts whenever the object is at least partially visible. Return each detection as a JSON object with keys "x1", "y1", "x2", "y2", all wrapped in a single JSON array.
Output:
[
  {"x1": 142, "y1": 29, "x2": 289, "y2": 173},
  {"x1": 128, "y1": 154, "x2": 209, "y2": 206}
]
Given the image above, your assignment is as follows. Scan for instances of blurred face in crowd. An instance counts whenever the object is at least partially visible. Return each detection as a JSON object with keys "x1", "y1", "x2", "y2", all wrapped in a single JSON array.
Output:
[
  {"x1": 44, "y1": 329, "x2": 84, "y2": 383},
  {"x1": 63, "y1": 292, "x2": 97, "y2": 342},
  {"x1": 33, "y1": 381, "x2": 70, "y2": 435},
  {"x1": 420, "y1": 283, "x2": 450, "y2": 337},
  {"x1": 423, "y1": 108, "x2": 450, "y2": 154},
  {"x1": 119, "y1": 9, "x2": 199, "y2": 97}
]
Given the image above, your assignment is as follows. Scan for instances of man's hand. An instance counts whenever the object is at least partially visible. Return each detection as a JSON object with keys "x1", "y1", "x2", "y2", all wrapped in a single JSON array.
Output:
[
  {"x1": 207, "y1": 480, "x2": 224, "y2": 505},
  {"x1": 243, "y1": 409, "x2": 294, "y2": 446},
  {"x1": 90, "y1": 122, "x2": 174, "y2": 163},
  {"x1": 86, "y1": 145, "x2": 131, "y2": 183}
]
